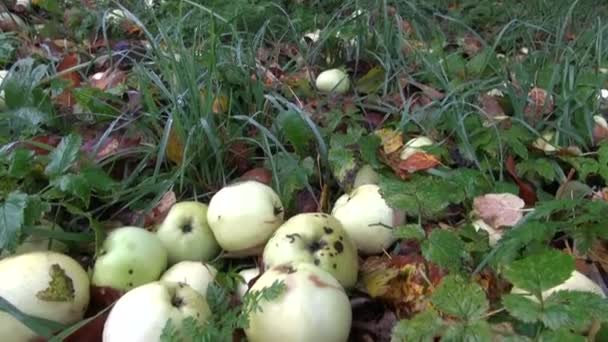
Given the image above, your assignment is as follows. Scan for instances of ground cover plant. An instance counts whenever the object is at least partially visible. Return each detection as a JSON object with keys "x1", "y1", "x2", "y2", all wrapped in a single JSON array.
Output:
[{"x1": 1, "y1": 0, "x2": 608, "y2": 341}]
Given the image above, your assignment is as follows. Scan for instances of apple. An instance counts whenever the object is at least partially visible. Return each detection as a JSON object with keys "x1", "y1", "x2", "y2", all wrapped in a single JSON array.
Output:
[
  {"x1": 399, "y1": 136, "x2": 434, "y2": 161},
  {"x1": 353, "y1": 164, "x2": 379, "y2": 188},
  {"x1": 160, "y1": 261, "x2": 217, "y2": 298},
  {"x1": 315, "y1": 69, "x2": 350, "y2": 94},
  {"x1": 156, "y1": 201, "x2": 220, "y2": 265},
  {"x1": 0, "y1": 252, "x2": 90, "y2": 342},
  {"x1": 92, "y1": 226, "x2": 168, "y2": 291},
  {"x1": 103, "y1": 281, "x2": 211, "y2": 342},
  {"x1": 207, "y1": 180, "x2": 284, "y2": 255},
  {"x1": 331, "y1": 184, "x2": 405, "y2": 254},
  {"x1": 236, "y1": 267, "x2": 260, "y2": 299},
  {"x1": 263, "y1": 213, "x2": 359, "y2": 288},
  {"x1": 245, "y1": 262, "x2": 352, "y2": 342}
]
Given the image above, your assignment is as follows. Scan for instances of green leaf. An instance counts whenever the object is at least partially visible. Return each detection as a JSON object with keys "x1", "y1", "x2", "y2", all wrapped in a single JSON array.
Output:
[
  {"x1": 422, "y1": 229, "x2": 465, "y2": 272},
  {"x1": 0, "y1": 191, "x2": 27, "y2": 252},
  {"x1": 8, "y1": 149, "x2": 34, "y2": 178},
  {"x1": 391, "y1": 310, "x2": 443, "y2": 342},
  {"x1": 275, "y1": 110, "x2": 314, "y2": 156},
  {"x1": 355, "y1": 66, "x2": 385, "y2": 93},
  {"x1": 442, "y1": 321, "x2": 492, "y2": 342},
  {"x1": 502, "y1": 294, "x2": 542, "y2": 323},
  {"x1": 265, "y1": 152, "x2": 313, "y2": 207},
  {"x1": 0, "y1": 296, "x2": 66, "y2": 339},
  {"x1": 502, "y1": 250, "x2": 574, "y2": 295},
  {"x1": 44, "y1": 133, "x2": 82, "y2": 177},
  {"x1": 80, "y1": 167, "x2": 116, "y2": 192},
  {"x1": 542, "y1": 291, "x2": 608, "y2": 331},
  {"x1": 23, "y1": 195, "x2": 50, "y2": 227},
  {"x1": 393, "y1": 224, "x2": 426, "y2": 241},
  {"x1": 517, "y1": 158, "x2": 557, "y2": 182},
  {"x1": 430, "y1": 275, "x2": 489, "y2": 320},
  {"x1": 51, "y1": 174, "x2": 90, "y2": 205},
  {"x1": 328, "y1": 147, "x2": 357, "y2": 189},
  {"x1": 359, "y1": 134, "x2": 381, "y2": 168},
  {"x1": 538, "y1": 329, "x2": 586, "y2": 342}
]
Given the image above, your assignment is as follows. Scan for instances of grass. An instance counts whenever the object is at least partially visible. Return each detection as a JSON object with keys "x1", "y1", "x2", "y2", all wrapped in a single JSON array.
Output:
[{"x1": 2, "y1": 0, "x2": 608, "y2": 340}]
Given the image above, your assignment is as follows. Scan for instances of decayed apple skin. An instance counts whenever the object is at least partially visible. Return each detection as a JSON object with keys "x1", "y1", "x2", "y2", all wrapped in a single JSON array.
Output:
[
  {"x1": 0, "y1": 252, "x2": 90, "y2": 342},
  {"x1": 331, "y1": 184, "x2": 405, "y2": 254},
  {"x1": 92, "y1": 226, "x2": 168, "y2": 291},
  {"x1": 102, "y1": 281, "x2": 211, "y2": 342},
  {"x1": 160, "y1": 261, "x2": 217, "y2": 298},
  {"x1": 262, "y1": 213, "x2": 359, "y2": 288},
  {"x1": 156, "y1": 201, "x2": 220, "y2": 265},
  {"x1": 207, "y1": 180, "x2": 284, "y2": 255},
  {"x1": 245, "y1": 262, "x2": 352, "y2": 342}
]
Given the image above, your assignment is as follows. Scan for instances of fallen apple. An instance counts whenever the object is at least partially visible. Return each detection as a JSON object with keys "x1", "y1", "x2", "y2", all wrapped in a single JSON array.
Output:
[
  {"x1": 331, "y1": 184, "x2": 405, "y2": 254},
  {"x1": 0, "y1": 252, "x2": 90, "y2": 342},
  {"x1": 92, "y1": 226, "x2": 168, "y2": 291},
  {"x1": 245, "y1": 262, "x2": 352, "y2": 342},
  {"x1": 156, "y1": 201, "x2": 220, "y2": 265},
  {"x1": 353, "y1": 164, "x2": 379, "y2": 188},
  {"x1": 103, "y1": 281, "x2": 211, "y2": 342},
  {"x1": 315, "y1": 68, "x2": 350, "y2": 94},
  {"x1": 207, "y1": 180, "x2": 284, "y2": 255},
  {"x1": 160, "y1": 261, "x2": 217, "y2": 298},
  {"x1": 236, "y1": 267, "x2": 260, "y2": 299},
  {"x1": 263, "y1": 213, "x2": 359, "y2": 288}
]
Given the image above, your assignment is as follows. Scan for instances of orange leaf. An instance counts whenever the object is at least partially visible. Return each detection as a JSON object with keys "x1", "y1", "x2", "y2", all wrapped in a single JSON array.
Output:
[
  {"x1": 374, "y1": 128, "x2": 403, "y2": 154},
  {"x1": 398, "y1": 152, "x2": 440, "y2": 173},
  {"x1": 55, "y1": 53, "x2": 81, "y2": 109}
]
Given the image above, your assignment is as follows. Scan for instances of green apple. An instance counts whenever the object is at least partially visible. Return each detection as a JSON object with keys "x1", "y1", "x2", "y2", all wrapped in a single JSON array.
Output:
[
  {"x1": 245, "y1": 262, "x2": 352, "y2": 342},
  {"x1": 103, "y1": 281, "x2": 211, "y2": 342},
  {"x1": 331, "y1": 184, "x2": 405, "y2": 254},
  {"x1": 156, "y1": 201, "x2": 220, "y2": 265},
  {"x1": 236, "y1": 267, "x2": 260, "y2": 299},
  {"x1": 207, "y1": 181, "x2": 284, "y2": 255},
  {"x1": 263, "y1": 213, "x2": 359, "y2": 288},
  {"x1": 0, "y1": 252, "x2": 90, "y2": 342},
  {"x1": 160, "y1": 261, "x2": 217, "y2": 298},
  {"x1": 315, "y1": 68, "x2": 350, "y2": 94},
  {"x1": 92, "y1": 226, "x2": 168, "y2": 291},
  {"x1": 353, "y1": 164, "x2": 379, "y2": 188}
]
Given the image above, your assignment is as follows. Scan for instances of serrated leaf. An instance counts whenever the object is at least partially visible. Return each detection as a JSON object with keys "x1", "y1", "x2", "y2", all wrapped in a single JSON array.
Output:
[
  {"x1": 44, "y1": 133, "x2": 82, "y2": 177},
  {"x1": 517, "y1": 158, "x2": 557, "y2": 182},
  {"x1": 80, "y1": 167, "x2": 116, "y2": 191},
  {"x1": 359, "y1": 134, "x2": 381, "y2": 167},
  {"x1": 8, "y1": 149, "x2": 34, "y2": 178},
  {"x1": 328, "y1": 148, "x2": 357, "y2": 188},
  {"x1": 542, "y1": 290, "x2": 608, "y2": 331},
  {"x1": 422, "y1": 229, "x2": 465, "y2": 272},
  {"x1": 391, "y1": 310, "x2": 442, "y2": 342},
  {"x1": 23, "y1": 195, "x2": 50, "y2": 227},
  {"x1": 0, "y1": 191, "x2": 28, "y2": 252},
  {"x1": 442, "y1": 320, "x2": 492, "y2": 342},
  {"x1": 539, "y1": 329, "x2": 586, "y2": 342},
  {"x1": 503, "y1": 250, "x2": 574, "y2": 295},
  {"x1": 276, "y1": 110, "x2": 314, "y2": 156},
  {"x1": 430, "y1": 275, "x2": 489, "y2": 320},
  {"x1": 502, "y1": 293, "x2": 543, "y2": 323},
  {"x1": 51, "y1": 174, "x2": 90, "y2": 205},
  {"x1": 393, "y1": 224, "x2": 426, "y2": 241},
  {"x1": 265, "y1": 152, "x2": 313, "y2": 207}
]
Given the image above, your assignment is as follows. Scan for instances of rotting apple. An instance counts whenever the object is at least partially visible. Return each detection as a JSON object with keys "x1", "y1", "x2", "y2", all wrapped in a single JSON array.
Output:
[
  {"x1": 92, "y1": 226, "x2": 168, "y2": 291},
  {"x1": 156, "y1": 201, "x2": 220, "y2": 265},
  {"x1": 236, "y1": 267, "x2": 260, "y2": 299},
  {"x1": 331, "y1": 184, "x2": 405, "y2": 254},
  {"x1": 0, "y1": 251, "x2": 90, "y2": 342},
  {"x1": 245, "y1": 262, "x2": 352, "y2": 342},
  {"x1": 207, "y1": 180, "x2": 284, "y2": 255},
  {"x1": 262, "y1": 213, "x2": 359, "y2": 288},
  {"x1": 315, "y1": 68, "x2": 350, "y2": 94},
  {"x1": 160, "y1": 261, "x2": 217, "y2": 298},
  {"x1": 102, "y1": 281, "x2": 211, "y2": 342}
]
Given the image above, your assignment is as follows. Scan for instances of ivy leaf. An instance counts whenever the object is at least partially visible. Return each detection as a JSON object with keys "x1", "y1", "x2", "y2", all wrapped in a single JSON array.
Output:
[
  {"x1": 422, "y1": 229, "x2": 465, "y2": 272},
  {"x1": 430, "y1": 275, "x2": 489, "y2": 320},
  {"x1": 502, "y1": 250, "x2": 574, "y2": 295},
  {"x1": 391, "y1": 310, "x2": 442, "y2": 342},
  {"x1": 502, "y1": 294, "x2": 542, "y2": 323},
  {"x1": 44, "y1": 133, "x2": 82, "y2": 177},
  {"x1": 0, "y1": 191, "x2": 28, "y2": 252},
  {"x1": 442, "y1": 321, "x2": 492, "y2": 342},
  {"x1": 542, "y1": 291, "x2": 608, "y2": 331}
]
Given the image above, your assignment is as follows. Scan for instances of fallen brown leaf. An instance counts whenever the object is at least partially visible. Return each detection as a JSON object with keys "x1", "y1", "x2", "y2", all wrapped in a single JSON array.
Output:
[
  {"x1": 473, "y1": 193, "x2": 525, "y2": 228},
  {"x1": 505, "y1": 155, "x2": 538, "y2": 206}
]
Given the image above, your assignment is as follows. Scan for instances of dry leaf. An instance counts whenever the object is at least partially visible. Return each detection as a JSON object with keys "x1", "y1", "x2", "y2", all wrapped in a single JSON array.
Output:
[
  {"x1": 505, "y1": 155, "x2": 538, "y2": 206},
  {"x1": 89, "y1": 69, "x2": 127, "y2": 91},
  {"x1": 398, "y1": 152, "x2": 441, "y2": 173},
  {"x1": 374, "y1": 128, "x2": 403, "y2": 154},
  {"x1": 524, "y1": 87, "x2": 554, "y2": 123},
  {"x1": 143, "y1": 191, "x2": 177, "y2": 228},
  {"x1": 166, "y1": 128, "x2": 184, "y2": 165},
  {"x1": 55, "y1": 53, "x2": 81, "y2": 109},
  {"x1": 473, "y1": 193, "x2": 525, "y2": 228}
]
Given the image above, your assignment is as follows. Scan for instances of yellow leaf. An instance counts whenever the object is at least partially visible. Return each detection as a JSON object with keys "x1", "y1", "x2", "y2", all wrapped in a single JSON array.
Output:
[
  {"x1": 166, "y1": 129, "x2": 184, "y2": 165},
  {"x1": 375, "y1": 128, "x2": 404, "y2": 154}
]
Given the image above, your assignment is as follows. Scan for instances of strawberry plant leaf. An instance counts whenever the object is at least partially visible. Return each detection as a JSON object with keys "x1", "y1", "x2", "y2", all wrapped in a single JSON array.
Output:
[
  {"x1": 422, "y1": 229, "x2": 466, "y2": 272},
  {"x1": 8, "y1": 148, "x2": 34, "y2": 178},
  {"x1": 541, "y1": 291, "x2": 608, "y2": 331},
  {"x1": 502, "y1": 294, "x2": 542, "y2": 323},
  {"x1": 0, "y1": 191, "x2": 28, "y2": 252},
  {"x1": 393, "y1": 224, "x2": 426, "y2": 241},
  {"x1": 443, "y1": 320, "x2": 492, "y2": 342},
  {"x1": 502, "y1": 250, "x2": 574, "y2": 295},
  {"x1": 430, "y1": 275, "x2": 489, "y2": 320},
  {"x1": 391, "y1": 310, "x2": 442, "y2": 342},
  {"x1": 51, "y1": 174, "x2": 91, "y2": 206},
  {"x1": 44, "y1": 133, "x2": 82, "y2": 177},
  {"x1": 538, "y1": 329, "x2": 586, "y2": 342}
]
